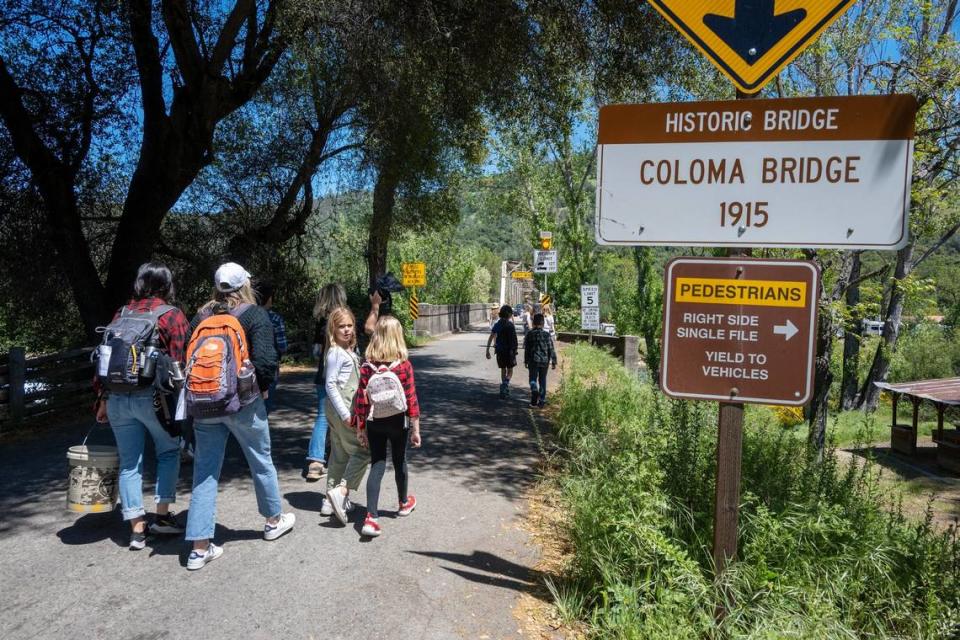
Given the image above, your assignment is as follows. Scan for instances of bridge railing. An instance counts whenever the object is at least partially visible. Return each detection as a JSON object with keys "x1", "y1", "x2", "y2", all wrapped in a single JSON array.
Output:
[{"x1": 1, "y1": 346, "x2": 95, "y2": 433}]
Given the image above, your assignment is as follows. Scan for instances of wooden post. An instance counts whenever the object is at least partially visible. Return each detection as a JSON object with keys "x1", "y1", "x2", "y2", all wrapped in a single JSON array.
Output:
[
  {"x1": 936, "y1": 403, "x2": 945, "y2": 444},
  {"x1": 911, "y1": 397, "x2": 921, "y2": 454},
  {"x1": 713, "y1": 402, "x2": 744, "y2": 577},
  {"x1": 9, "y1": 347, "x2": 25, "y2": 427}
]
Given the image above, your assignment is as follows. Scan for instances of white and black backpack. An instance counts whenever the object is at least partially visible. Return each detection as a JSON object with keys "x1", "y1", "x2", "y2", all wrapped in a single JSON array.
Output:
[{"x1": 362, "y1": 361, "x2": 408, "y2": 419}]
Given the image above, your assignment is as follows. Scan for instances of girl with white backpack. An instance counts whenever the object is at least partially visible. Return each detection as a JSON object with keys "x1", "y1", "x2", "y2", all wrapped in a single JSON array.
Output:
[
  {"x1": 352, "y1": 316, "x2": 421, "y2": 538},
  {"x1": 322, "y1": 307, "x2": 369, "y2": 525}
]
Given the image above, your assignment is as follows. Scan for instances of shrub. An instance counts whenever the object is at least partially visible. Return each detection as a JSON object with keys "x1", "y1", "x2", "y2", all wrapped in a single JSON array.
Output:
[{"x1": 548, "y1": 344, "x2": 960, "y2": 638}]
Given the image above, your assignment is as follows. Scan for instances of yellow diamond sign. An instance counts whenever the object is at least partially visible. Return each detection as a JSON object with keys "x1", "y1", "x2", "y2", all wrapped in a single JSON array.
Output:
[{"x1": 648, "y1": 0, "x2": 856, "y2": 94}]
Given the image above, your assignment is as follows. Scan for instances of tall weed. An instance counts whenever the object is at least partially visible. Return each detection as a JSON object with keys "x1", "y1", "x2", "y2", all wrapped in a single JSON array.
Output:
[{"x1": 549, "y1": 344, "x2": 960, "y2": 638}]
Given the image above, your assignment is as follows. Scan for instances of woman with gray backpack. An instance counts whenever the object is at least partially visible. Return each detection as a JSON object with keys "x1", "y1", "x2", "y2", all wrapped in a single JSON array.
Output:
[
  {"x1": 181, "y1": 263, "x2": 295, "y2": 570},
  {"x1": 93, "y1": 262, "x2": 190, "y2": 550}
]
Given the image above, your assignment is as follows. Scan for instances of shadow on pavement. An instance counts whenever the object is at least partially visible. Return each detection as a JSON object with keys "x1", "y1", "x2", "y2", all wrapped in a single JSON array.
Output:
[{"x1": 409, "y1": 549, "x2": 548, "y2": 600}]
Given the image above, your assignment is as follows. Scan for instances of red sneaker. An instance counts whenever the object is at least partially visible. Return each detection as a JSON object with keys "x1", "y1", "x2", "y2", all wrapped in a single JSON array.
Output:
[
  {"x1": 361, "y1": 514, "x2": 381, "y2": 537},
  {"x1": 398, "y1": 495, "x2": 417, "y2": 517}
]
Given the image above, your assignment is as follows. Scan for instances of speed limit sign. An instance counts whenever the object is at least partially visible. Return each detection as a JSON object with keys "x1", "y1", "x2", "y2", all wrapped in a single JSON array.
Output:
[{"x1": 581, "y1": 285, "x2": 599, "y2": 308}]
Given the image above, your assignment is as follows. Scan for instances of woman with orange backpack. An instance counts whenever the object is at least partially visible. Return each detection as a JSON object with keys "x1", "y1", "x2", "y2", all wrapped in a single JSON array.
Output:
[{"x1": 182, "y1": 263, "x2": 295, "y2": 571}]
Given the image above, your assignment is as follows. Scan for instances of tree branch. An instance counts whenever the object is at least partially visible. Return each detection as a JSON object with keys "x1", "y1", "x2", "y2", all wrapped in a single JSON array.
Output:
[
  {"x1": 161, "y1": 0, "x2": 204, "y2": 87},
  {"x1": 127, "y1": 0, "x2": 167, "y2": 128},
  {"x1": 210, "y1": 0, "x2": 254, "y2": 73},
  {"x1": 915, "y1": 220, "x2": 960, "y2": 268}
]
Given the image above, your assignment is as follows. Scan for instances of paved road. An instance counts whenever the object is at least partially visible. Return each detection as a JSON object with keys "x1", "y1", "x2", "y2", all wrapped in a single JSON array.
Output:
[{"x1": 0, "y1": 327, "x2": 545, "y2": 640}]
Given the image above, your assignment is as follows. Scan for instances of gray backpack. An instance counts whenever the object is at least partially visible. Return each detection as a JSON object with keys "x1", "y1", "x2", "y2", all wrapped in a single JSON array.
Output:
[{"x1": 93, "y1": 305, "x2": 175, "y2": 392}]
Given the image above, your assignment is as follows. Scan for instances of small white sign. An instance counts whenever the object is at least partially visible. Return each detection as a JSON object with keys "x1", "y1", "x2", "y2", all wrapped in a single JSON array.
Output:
[
  {"x1": 534, "y1": 250, "x2": 558, "y2": 273},
  {"x1": 581, "y1": 307, "x2": 600, "y2": 331},
  {"x1": 581, "y1": 285, "x2": 599, "y2": 308}
]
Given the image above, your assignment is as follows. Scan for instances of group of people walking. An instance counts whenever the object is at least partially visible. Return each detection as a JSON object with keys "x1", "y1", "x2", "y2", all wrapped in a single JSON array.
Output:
[
  {"x1": 486, "y1": 304, "x2": 557, "y2": 406},
  {"x1": 93, "y1": 261, "x2": 421, "y2": 570}
]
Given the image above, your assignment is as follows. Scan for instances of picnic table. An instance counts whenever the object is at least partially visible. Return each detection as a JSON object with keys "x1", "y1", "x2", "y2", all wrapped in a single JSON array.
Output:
[{"x1": 874, "y1": 378, "x2": 960, "y2": 473}]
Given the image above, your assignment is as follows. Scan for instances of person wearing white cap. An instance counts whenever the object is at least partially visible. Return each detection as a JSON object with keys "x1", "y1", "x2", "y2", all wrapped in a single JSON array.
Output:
[{"x1": 183, "y1": 262, "x2": 294, "y2": 570}]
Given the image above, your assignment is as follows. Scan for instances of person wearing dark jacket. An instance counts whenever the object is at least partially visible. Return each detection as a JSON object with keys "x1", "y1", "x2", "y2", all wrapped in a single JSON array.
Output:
[
  {"x1": 523, "y1": 313, "x2": 557, "y2": 408},
  {"x1": 183, "y1": 263, "x2": 294, "y2": 571}
]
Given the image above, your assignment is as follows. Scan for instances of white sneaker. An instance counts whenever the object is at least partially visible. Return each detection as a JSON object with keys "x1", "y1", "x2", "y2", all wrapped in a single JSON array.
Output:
[
  {"x1": 321, "y1": 496, "x2": 352, "y2": 517},
  {"x1": 263, "y1": 513, "x2": 296, "y2": 541},
  {"x1": 325, "y1": 480, "x2": 348, "y2": 525},
  {"x1": 186, "y1": 543, "x2": 223, "y2": 570}
]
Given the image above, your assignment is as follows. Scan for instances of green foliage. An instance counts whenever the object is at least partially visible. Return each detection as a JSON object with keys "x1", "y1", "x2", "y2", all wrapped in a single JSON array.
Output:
[
  {"x1": 890, "y1": 323, "x2": 960, "y2": 382},
  {"x1": 549, "y1": 344, "x2": 960, "y2": 638}
]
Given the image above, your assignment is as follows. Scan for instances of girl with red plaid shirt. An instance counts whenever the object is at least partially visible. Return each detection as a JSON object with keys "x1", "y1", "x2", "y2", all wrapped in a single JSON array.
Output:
[{"x1": 353, "y1": 316, "x2": 421, "y2": 537}]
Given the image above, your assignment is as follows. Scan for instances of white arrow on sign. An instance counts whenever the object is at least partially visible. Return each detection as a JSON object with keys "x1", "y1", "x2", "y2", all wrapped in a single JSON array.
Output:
[{"x1": 773, "y1": 320, "x2": 798, "y2": 341}]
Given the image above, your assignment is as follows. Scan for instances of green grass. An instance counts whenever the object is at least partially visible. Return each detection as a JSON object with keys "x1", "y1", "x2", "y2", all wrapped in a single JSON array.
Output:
[
  {"x1": 546, "y1": 344, "x2": 960, "y2": 639},
  {"x1": 777, "y1": 407, "x2": 944, "y2": 448}
]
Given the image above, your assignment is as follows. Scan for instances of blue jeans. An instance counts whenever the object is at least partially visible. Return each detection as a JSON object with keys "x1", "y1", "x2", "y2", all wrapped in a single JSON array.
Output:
[
  {"x1": 307, "y1": 385, "x2": 327, "y2": 462},
  {"x1": 529, "y1": 365, "x2": 549, "y2": 403},
  {"x1": 107, "y1": 391, "x2": 181, "y2": 521},
  {"x1": 185, "y1": 398, "x2": 282, "y2": 541}
]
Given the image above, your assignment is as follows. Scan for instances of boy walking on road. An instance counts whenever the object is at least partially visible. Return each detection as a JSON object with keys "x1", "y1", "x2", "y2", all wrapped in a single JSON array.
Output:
[
  {"x1": 523, "y1": 313, "x2": 557, "y2": 408},
  {"x1": 486, "y1": 305, "x2": 518, "y2": 398}
]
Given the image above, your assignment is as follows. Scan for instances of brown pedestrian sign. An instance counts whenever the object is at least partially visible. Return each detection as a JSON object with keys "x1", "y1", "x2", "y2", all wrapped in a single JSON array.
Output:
[
  {"x1": 647, "y1": 0, "x2": 856, "y2": 94},
  {"x1": 660, "y1": 257, "x2": 820, "y2": 405}
]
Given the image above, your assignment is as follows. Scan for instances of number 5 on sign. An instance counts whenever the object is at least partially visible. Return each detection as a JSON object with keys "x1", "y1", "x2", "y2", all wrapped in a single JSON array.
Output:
[{"x1": 581, "y1": 285, "x2": 599, "y2": 308}]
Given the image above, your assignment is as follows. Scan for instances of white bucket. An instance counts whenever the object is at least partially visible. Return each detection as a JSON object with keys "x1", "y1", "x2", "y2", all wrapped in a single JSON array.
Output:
[{"x1": 67, "y1": 445, "x2": 119, "y2": 513}]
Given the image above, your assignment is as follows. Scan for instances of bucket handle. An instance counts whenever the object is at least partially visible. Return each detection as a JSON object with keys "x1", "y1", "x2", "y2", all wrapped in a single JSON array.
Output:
[{"x1": 81, "y1": 422, "x2": 100, "y2": 448}]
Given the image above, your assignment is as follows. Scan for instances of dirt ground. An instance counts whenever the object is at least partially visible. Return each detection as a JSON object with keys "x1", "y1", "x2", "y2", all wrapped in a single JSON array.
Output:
[{"x1": 841, "y1": 437, "x2": 960, "y2": 529}]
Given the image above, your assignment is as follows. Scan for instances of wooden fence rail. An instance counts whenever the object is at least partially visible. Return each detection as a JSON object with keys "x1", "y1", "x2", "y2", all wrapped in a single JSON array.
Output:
[{"x1": 0, "y1": 346, "x2": 95, "y2": 434}]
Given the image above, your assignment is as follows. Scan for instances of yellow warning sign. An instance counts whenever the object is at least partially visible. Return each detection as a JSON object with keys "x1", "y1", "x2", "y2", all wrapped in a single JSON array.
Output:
[
  {"x1": 675, "y1": 277, "x2": 806, "y2": 307},
  {"x1": 647, "y1": 0, "x2": 856, "y2": 94},
  {"x1": 401, "y1": 262, "x2": 426, "y2": 287},
  {"x1": 512, "y1": 271, "x2": 533, "y2": 280}
]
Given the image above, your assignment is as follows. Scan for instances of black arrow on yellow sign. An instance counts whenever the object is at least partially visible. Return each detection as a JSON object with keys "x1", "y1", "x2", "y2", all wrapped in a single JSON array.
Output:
[
  {"x1": 703, "y1": 0, "x2": 806, "y2": 63},
  {"x1": 647, "y1": 0, "x2": 856, "y2": 94}
]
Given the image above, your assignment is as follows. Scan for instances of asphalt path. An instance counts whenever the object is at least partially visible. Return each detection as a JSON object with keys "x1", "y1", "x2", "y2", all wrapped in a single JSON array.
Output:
[{"x1": 0, "y1": 326, "x2": 545, "y2": 640}]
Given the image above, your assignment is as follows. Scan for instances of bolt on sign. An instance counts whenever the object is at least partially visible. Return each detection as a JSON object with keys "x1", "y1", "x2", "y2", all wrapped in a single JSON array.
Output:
[
  {"x1": 512, "y1": 271, "x2": 533, "y2": 280},
  {"x1": 596, "y1": 94, "x2": 917, "y2": 249},
  {"x1": 647, "y1": 0, "x2": 856, "y2": 94},
  {"x1": 401, "y1": 262, "x2": 426, "y2": 287},
  {"x1": 660, "y1": 257, "x2": 820, "y2": 406}
]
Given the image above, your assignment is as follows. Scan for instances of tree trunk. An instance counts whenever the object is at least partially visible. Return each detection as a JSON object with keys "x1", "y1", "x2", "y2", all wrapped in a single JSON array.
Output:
[
  {"x1": 809, "y1": 251, "x2": 856, "y2": 455},
  {"x1": 367, "y1": 169, "x2": 399, "y2": 289},
  {"x1": 858, "y1": 243, "x2": 914, "y2": 411},
  {"x1": 102, "y1": 96, "x2": 219, "y2": 310},
  {"x1": 840, "y1": 252, "x2": 863, "y2": 410},
  {"x1": 633, "y1": 247, "x2": 661, "y2": 377}
]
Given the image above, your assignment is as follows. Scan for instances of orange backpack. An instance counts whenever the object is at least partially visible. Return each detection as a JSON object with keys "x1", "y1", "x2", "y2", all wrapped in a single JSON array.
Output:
[{"x1": 184, "y1": 304, "x2": 258, "y2": 418}]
